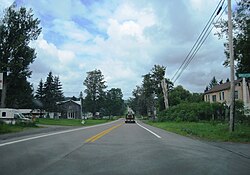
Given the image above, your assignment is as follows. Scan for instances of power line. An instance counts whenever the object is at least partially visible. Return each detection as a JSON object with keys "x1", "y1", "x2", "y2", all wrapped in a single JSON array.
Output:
[
  {"x1": 173, "y1": 5, "x2": 227, "y2": 83},
  {"x1": 171, "y1": 0, "x2": 226, "y2": 83}
]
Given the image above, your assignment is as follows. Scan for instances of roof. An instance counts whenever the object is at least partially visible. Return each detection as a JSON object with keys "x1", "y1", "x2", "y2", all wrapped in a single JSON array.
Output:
[
  {"x1": 57, "y1": 99, "x2": 81, "y2": 106},
  {"x1": 204, "y1": 79, "x2": 243, "y2": 94}
]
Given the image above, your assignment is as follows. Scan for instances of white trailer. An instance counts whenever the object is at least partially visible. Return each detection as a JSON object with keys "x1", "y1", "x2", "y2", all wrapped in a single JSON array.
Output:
[{"x1": 0, "y1": 108, "x2": 31, "y2": 124}]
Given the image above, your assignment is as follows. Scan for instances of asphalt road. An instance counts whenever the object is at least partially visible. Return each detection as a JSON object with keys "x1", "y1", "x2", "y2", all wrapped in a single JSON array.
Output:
[{"x1": 0, "y1": 118, "x2": 249, "y2": 175}]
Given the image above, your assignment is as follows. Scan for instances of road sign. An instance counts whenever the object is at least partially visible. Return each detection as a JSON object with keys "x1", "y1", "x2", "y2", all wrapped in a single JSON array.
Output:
[
  {"x1": 239, "y1": 73, "x2": 250, "y2": 78},
  {"x1": 0, "y1": 73, "x2": 3, "y2": 90}
]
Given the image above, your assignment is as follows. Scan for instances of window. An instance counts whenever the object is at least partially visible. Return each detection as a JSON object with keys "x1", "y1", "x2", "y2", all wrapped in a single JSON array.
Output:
[
  {"x1": 212, "y1": 95, "x2": 216, "y2": 102},
  {"x1": 235, "y1": 91, "x2": 239, "y2": 99},
  {"x1": 207, "y1": 95, "x2": 210, "y2": 102},
  {"x1": 222, "y1": 92, "x2": 225, "y2": 100},
  {"x1": 2, "y1": 112, "x2": 6, "y2": 117},
  {"x1": 219, "y1": 92, "x2": 222, "y2": 100}
]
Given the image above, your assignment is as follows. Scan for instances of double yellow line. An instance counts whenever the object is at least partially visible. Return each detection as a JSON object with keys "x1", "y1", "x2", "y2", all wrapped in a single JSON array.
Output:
[{"x1": 85, "y1": 123, "x2": 123, "y2": 143}]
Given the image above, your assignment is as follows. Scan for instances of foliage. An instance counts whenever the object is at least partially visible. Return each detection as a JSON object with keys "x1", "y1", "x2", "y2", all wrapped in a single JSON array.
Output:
[
  {"x1": 0, "y1": 4, "x2": 41, "y2": 108},
  {"x1": 215, "y1": 0, "x2": 250, "y2": 75},
  {"x1": 158, "y1": 102, "x2": 226, "y2": 122},
  {"x1": 104, "y1": 88, "x2": 125, "y2": 116},
  {"x1": 168, "y1": 85, "x2": 203, "y2": 106},
  {"x1": 35, "y1": 71, "x2": 64, "y2": 112},
  {"x1": 129, "y1": 65, "x2": 173, "y2": 116},
  {"x1": 158, "y1": 101, "x2": 249, "y2": 124},
  {"x1": 83, "y1": 69, "x2": 107, "y2": 115},
  {"x1": 146, "y1": 121, "x2": 250, "y2": 142}
]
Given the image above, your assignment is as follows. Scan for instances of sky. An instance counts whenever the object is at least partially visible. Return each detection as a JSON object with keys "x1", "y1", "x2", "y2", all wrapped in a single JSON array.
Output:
[{"x1": 1, "y1": 0, "x2": 234, "y2": 99}]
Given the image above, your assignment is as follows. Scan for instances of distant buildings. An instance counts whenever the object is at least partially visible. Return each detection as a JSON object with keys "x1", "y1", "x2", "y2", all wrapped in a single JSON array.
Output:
[{"x1": 204, "y1": 78, "x2": 250, "y2": 109}]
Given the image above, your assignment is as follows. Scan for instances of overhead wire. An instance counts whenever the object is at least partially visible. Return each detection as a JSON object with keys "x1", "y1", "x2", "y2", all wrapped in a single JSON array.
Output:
[{"x1": 171, "y1": 0, "x2": 226, "y2": 83}]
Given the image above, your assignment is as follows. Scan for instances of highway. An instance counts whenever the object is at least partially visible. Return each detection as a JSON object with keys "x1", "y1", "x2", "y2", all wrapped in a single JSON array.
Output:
[{"x1": 0, "y1": 118, "x2": 249, "y2": 175}]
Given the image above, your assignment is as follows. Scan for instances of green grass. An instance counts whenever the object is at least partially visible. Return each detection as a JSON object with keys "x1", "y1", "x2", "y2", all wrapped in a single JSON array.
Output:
[
  {"x1": 36, "y1": 118, "x2": 112, "y2": 126},
  {"x1": 145, "y1": 121, "x2": 250, "y2": 142},
  {"x1": 0, "y1": 123, "x2": 37, "y2": 134}
]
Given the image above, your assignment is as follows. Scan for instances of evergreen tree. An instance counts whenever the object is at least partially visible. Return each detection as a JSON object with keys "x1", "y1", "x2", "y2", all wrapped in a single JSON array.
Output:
[
  {"x1": 208, "y1": 76, "x2": 218, "y2": 90},
  {"x1": 54, "y1": 76, "x2": 64, "y2": 102},
  {"x1": 43, "y1": 71, "x2": 55, "y2": 111},
  {"x1": 0, "y1": 4, "x2": 41, "y2": 107},
  {"x1": 35, "y1": 79, "x2": 44, "y2": 108}
]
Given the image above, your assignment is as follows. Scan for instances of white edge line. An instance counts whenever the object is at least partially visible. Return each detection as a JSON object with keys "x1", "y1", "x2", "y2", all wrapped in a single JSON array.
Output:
[
  {"x1": 136, "y1": 121, "x2": 161, "y2": 138},
  {"x1": 0, "y1": 119, "x2": 122, "y2": 147}
]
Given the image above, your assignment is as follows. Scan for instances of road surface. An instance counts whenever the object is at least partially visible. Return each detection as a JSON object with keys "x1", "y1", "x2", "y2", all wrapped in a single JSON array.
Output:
[{"x1": 0, "y1": 118, "x2": 249, "y2": 175}]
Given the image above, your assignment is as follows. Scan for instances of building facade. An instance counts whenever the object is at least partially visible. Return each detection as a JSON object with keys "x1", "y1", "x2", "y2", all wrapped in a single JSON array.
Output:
[
  {"x1": 57, "y1": 100, "x2": 82, "y2": 119},
  {"x1": 204, "y1": 78, "x2": 250, "y2": 109}
]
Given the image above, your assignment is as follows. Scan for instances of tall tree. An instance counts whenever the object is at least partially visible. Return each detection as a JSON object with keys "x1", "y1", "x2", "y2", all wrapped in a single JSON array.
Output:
[
  {"x1": 43, "y1": 71, "x2": 55, "y2": 111},
  {"x1": 0, "y1": 4, "x2": 41, "y2": 107},
  {"x1": 83, "y1": 69, "x2": 107, "y2": 115},
  {"x1": 35, "y1": 79, "x2": 44, "y2": 106},
  {"x1": 215, "y1": 0, "x2": 250, "y2": 75},
  {"x1": 105, "y1": 88, "x2": 125, "y2": 116},
  {"x1": 53, "y1": 76, "x2": 64, "y2": 102}
]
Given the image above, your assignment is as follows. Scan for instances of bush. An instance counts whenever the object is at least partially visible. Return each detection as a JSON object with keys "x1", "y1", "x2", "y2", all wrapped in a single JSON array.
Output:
[{"x1": 158, "y1": 102, "x2": 226, "y2": 122}]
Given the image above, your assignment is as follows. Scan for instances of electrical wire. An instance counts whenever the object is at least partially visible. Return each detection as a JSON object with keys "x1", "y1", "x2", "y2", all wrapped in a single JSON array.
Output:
[{"x1": 171, "y1": 0, "x2": 226, "y2": 83}]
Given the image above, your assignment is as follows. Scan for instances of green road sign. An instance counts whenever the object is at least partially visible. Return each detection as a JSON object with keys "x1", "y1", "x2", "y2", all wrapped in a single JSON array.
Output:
[{"x1": 239, "y1": 73, "x2": 250, "y2": 78}]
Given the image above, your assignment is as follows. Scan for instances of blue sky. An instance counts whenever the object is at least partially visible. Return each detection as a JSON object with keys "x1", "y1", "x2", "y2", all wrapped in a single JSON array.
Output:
[{"x1": 1, "y1": 0, "x2": 233, "y2": 99}]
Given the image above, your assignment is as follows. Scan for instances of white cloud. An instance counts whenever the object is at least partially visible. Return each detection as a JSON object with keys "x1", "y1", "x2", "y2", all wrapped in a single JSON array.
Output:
[
  {"x1": 6, "y1": 0, "x2": 230, "y2": 98},
  {"x1": 51, "y1": 19, "x2": 93, "y2": 42}
]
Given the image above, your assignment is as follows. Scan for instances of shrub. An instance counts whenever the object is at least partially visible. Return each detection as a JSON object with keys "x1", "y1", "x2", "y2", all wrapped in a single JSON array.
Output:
[{"x1": 158, "y1": 102, "x2": 226, "y2": 122}]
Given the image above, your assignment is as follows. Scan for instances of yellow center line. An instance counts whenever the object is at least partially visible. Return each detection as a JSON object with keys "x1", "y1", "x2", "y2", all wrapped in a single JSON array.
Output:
[{"x1": 85, "y1": 123, "x2": 123, "y2": 143}]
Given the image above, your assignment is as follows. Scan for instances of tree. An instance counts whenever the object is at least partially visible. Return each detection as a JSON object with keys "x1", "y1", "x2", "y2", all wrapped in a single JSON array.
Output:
[
  {"x1": 43, "y1": 72, "x2": 55, "y2": 111},
  {"x1": 168, "y1": 85, "x2": 191, "y2": 106},
  {"x1": 53, "y1": 76, "x2": 64, "y2": 102},
  {"x1": 35, "y1": 79, "x2": 44, "y2": 108},
  {"x1": 6, "y1": 75, "x2": 34, "y2": 108},
  {"x1": 105, "y1": 88, "x2": 125, "y2": 116},
  {"x1": 0, "y1": 4, "x2": 41, "y2": 107},
  {"x1": 208, "y1": 76, "x2": 218, "y2": 90},
  {"x1": 215, "y1": 0, "x2": 250, "y2": 75},
  {"x1": 83, "y1": 69, "x2": 107, "y2": 115}
]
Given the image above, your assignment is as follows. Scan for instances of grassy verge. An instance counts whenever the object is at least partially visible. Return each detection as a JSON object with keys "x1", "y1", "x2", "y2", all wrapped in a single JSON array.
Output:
[
  {"x1": 145, "y1": 121, "x2": 250, "y2": 142},
  {"x1": 0, "y1": 123, "x2": 37, "y2": 134},
  {"x1": 36, "y1": 118, "x2": 113, "y2": 126}
]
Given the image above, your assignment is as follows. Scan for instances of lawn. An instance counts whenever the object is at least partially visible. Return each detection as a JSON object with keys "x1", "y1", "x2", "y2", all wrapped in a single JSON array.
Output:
[
  {"x1": 145, "y1": 121, "x2": 250, "y2": 142},
  {"x1": 0, "y1": 123, "x2": 37, "y2": 134},
  {"x1": 36, "y1": 118, "x2": 113, "y2": 126}
]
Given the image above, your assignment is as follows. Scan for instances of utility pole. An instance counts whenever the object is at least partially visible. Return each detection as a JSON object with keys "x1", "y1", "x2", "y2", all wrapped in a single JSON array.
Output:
[
  {"x1": 161, "y1": 79, "x2": 169, "y2": 110},
  {"x1": 227, "y1": 0, "x2": 235, "y2": 132}
]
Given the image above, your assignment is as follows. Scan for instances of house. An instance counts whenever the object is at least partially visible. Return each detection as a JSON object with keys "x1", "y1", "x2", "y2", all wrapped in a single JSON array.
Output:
[
  {"x1": 57, "y1": 100, "x2": 83, "y2": 119},
  {"x1": 204, "y1": 78, "x2": 250, "y2": 109}
]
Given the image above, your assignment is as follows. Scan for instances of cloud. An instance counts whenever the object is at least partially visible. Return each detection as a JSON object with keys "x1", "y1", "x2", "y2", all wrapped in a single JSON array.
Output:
[{"x1": 2, "y1": 0, "x2": 231, "y2": 98}]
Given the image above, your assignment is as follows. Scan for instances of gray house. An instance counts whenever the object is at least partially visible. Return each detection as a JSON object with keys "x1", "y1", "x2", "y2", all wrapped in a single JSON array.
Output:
[{"x1": 57, "y1": 100, "x2": 82, "y2": 119}]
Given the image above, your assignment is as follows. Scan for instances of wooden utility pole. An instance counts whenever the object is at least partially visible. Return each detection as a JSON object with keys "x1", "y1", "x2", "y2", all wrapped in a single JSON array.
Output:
[
  {"x1": 161, "y1": 79, "x2": 169, "y2": 110},
  {"x1": 227, "y1": 0, "x2": 235, "y2": 132}
]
